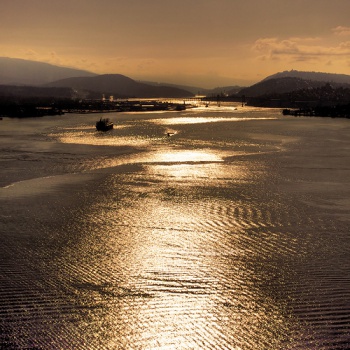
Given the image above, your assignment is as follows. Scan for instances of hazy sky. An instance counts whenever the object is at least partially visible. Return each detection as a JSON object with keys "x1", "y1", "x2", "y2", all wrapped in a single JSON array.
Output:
[{"x1": 2, "y1": 0, "x2": 350, "y2": 87}]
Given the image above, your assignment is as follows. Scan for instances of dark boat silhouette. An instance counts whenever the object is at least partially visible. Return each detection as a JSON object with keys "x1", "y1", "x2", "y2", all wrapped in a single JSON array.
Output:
[{"x1": 96, "y1": 118, "x2": 113, "y2": 131}]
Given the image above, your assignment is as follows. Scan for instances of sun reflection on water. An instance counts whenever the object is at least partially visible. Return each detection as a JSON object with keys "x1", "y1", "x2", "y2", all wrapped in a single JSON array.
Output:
[
  {"x1": 4, "y1": 108, "x2": 348, "y2": 349},
  {"x1": 50, "y1": 110, "x2": 291, "y2": 348},
  {"x1": 92, "y1": 163, "x2": 286, "y2": 348},
  {"x1": 141, "y1": 150, "x2": 225, "y2": 181},
  {"x1": 49, "y1": 130, "x2": 152, "y2": 147},
  {"x1": 151, "y1": 116, "x2": 277, "y2": 125},
  {"x1": 150, "y1": 149, "x2": 222, "y2": 163},
  {"x1": 100, "y1": 196, "x2": 230, "y2": 348}
]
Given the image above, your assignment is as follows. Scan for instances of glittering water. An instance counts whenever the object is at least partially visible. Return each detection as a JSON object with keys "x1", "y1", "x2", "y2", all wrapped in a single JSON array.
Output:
[{"x1": 1, "y1": 105, "x2": 350, "y2": 349}]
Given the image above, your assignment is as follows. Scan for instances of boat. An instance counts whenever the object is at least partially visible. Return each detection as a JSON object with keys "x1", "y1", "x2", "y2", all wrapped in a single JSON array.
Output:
[{"x1": 96, "y1": 118, "x2": 113, "y2": 131}]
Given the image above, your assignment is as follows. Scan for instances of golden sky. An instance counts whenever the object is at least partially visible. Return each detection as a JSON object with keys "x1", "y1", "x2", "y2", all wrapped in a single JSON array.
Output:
[{"x1": 1, "y1": 0, "x2": 350, "y2": 87}]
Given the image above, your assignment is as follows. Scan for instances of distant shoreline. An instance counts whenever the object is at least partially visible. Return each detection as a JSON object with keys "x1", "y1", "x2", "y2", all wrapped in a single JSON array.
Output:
[
  {"x1": 0, "y1": 99, "x2": 198, "y2": 118},
  {"x1": 282, "y1": 105, "x2": 350, "y2": 119}
]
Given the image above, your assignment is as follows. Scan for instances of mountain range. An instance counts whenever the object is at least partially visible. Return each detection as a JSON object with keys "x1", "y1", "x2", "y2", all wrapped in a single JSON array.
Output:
[
  {"x1": 0, "y1": 57, "x2": 96, "y2": 85},
  {"x1": 262, "y1": 70, "x2": 350, "y2": 84},
  {"x1": 1, "y1": 57, "x2": 350, "y2": 99},
  {"x1": 0, "y1": 57, "x2": 193, "y2": 98},
  {"x1": 238, "y1": 70, "x2": 350, "y2": 97},
  {"x1": 45, "y1": 74, "x2": 193, "y2": 98}
]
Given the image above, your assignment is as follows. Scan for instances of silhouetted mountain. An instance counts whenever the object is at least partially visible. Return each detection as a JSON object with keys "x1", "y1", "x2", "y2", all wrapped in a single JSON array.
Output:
[
  {"x1": 210, "y1": 86, "x2": 244, "y2": 96},
  {"x1": 263, "y1": 70, "x2": 350, "y2": 84},
  {"x1": 140, "y1": 81, "x2": 206, "y2": 95},
  {"x1": 46, "y1": 74, "x2": 194, "y2": 98},
  {"x1": 239, "y1": 71, "x2": 350, "y2": 97},
  {"x1": 238, "y1": 77, "x2": 324, "y2": 97},
  {"x1": 0, "y1": 57, "x2": 96, "y2": 85},
  {"x1": 140, "y1": 81, "x2": 245, "y2": 96},
  {"x1": 238, "y1": 70, "x2": 350, "y2": 98},
  {"x1": 242, "y1": 81, "x2": 350, "y2": 108}
]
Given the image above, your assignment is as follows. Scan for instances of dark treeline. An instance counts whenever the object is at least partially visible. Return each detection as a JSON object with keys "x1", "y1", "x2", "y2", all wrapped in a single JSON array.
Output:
[
  {"x1": 282, "y1": 104, "x2": 350, "y2": 118},
  {"x1": 0, "y1": 98, "x2": 64, "y2": 118},
  {"x1": 0, "y1": 104, "x2": 64, "y2": 118},
  {"x1": 238, "y1": 83, "x2": 350, "y2": 118},
  {"x1": 2, "y1": 82, "x2": 350, "y2": 119},
  {"x1": 0, "y1": 85, "x2": 73, "y2": 99},
  {"x1": 0, "y1": 85, "x2": 72, "y2": 117},
  {"x1": 0, "y1": 97, "x2": 193, "y2": 118},
  {"x1": 243, "y1": 83, "x2": 350, "y2": 108}
]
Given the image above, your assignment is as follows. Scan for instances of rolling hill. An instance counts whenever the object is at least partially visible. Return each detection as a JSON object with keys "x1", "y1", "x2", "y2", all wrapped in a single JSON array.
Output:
[
  {"x1": 238, "y1": 71, "x2": 350, "y2": 97},
  {"x1": 45, "y1": 74, "x2": 194, "y2": 98},
  {"x1": 262, "y1": 70, "x2": 350, "y2": 84},
  {"x1": 0, "y1": 58, "x2": 193, "y2": 98},
  {"x1": 2, "y1": 57, "x2": 350, "y2": 100},
  {"x1": 0, "y1": 57, "x2": 96, "y2": 85},
  {"x1": 238, "y1": 77, "x2": 325, "y2": 97}
]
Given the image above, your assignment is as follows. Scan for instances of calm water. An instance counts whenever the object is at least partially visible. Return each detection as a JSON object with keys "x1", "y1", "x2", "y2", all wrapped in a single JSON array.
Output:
[{"x1": 1, "y1": 104, "x2": 350, "y2": 349}]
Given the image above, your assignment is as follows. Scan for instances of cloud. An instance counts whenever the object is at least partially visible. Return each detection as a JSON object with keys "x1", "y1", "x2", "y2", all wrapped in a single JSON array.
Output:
[
  {"x1": 338, "y1": 41, "x2": 350, "y2": 50},
  {"x1": 252, "y1": 37, "x2": 350, "y2": 63},
  {"x1": 332, "y1": 26, "x2": 350, "y2": 36}
]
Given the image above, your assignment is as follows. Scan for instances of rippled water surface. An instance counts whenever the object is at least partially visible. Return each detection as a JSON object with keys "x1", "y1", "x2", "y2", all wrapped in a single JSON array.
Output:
[{"x1": 1, "y1": 106, "x2": 350, "y2": 349}]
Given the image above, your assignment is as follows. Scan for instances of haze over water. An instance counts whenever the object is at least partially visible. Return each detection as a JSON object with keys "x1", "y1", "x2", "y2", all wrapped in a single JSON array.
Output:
[{"x1": 1, "y1": 104, "x2": 350, "y2": 349}]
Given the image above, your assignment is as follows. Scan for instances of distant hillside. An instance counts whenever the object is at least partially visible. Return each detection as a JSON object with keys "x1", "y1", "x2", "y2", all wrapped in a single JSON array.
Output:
[
  {"x1": 263, "y1": 70, "x2": 350, "y2": 84},
  {"x1": 238, "y1": 70, "x2": 350, "y2": 98},
  {"x1": 212, "y1": 86, "x2": 244, "y2": 96},
  {"x1": 247, "y1": 82, "x2": 350, "y2": 108},
  {"x1": 140, "y1": 81, "x2": 244, "y2": 96},
  {"x1": 46, "y1": 74, "x2": 194, "y2": 98},
  {"x1": 238, "y1": 77, "x2": 327, "y2": 97},
  {"x1": 0, "y1": 57, "x2": 96, "y2": 85},
  {"x1": 140, "y1": 81, "x2": 206, "y2": 95}
]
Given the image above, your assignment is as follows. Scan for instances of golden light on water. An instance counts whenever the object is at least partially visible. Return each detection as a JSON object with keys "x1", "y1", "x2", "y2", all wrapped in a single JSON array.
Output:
[
  {"x1": 151, "y1": 116, "x2": 277, "y2": 125},
  {"x1": 148, "y1": 163, "x2": 218, "y2": 181},
  {"x1": 89, "y1": 154, "x2": 285, "y2": 348},
  {"x1": 142, "y1": 150, "x2": 229, "y2": 182},
  {"x1": 3, "y1": 108, "x2": 349, "y2": 349},
  {"x1": 150, "y1": 150, "x2": 222, "y2": 163},
  {"x1": 49, "y1": 130, "x2": 153, "y2": 147},
  {"x1": 96, "y1": 189, "x2": 236, "y2": 348}
]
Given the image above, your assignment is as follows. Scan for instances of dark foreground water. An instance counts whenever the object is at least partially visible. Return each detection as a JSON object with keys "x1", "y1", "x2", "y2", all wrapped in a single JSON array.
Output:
[{"x1": 1, "y1": 105, "x2": 350, "y2": 349}]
